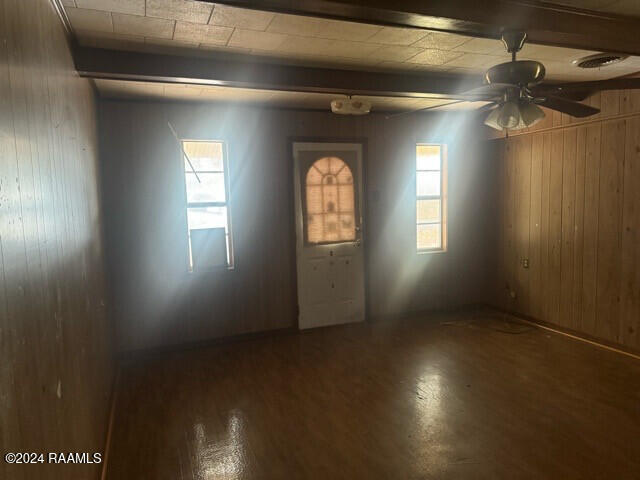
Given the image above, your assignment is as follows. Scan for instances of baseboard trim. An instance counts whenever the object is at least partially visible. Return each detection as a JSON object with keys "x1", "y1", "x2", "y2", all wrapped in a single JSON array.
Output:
[
  {"x1": 486, "y1": 305, "x2": 640, "y2": 361},
  {"x1": 100, "y1": 367, "x2": 121, "y2": 480},
  {"x1": 120, "y1": 326, "x2": 298, "y2": 365}
]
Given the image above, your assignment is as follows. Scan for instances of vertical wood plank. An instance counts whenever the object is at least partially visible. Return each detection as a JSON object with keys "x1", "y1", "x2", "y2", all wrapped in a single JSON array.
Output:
[
  {"x1": 539, "y1": 133, "x2": 552, "y2": 322},
  {"x1": 547, "y1": 131, "x2": 564, "y2": 325},
  {"x1": 494, "y1": 141, "x2": 507, "y2": 307},
  {"x1": 503, "y1": 138, "x2": 516, "y2": 309},
  {"x1": 620, "y1": 89, "x2": 640, "y2": 114},
  {"x1": 514, "y1": 135, "x2": 531, "y2": 314},
  {"x1": 620, "y1": 117, "x2": 640, "y2": 348},
  {"x1": 1, "y1": 0, "x2": 113, "y2": 477},
  {"x1": 581, "y1": 124, "x2": 601, "y2": 336},
  {"x1": 595, "y1": 119, "x2": 625, "y2": 342},
  {"x1": 572, "y1": 126, "x2": 586, "y2": 331},
  {"x1": 560, "y1": 128, "x2": 576, "y2": 328},
  {"x1": 600, "y1": 90, "x2": 620, "y2": 118},
  {"x1": 528, "y1": 134, "x2": 543, "y2": 320},
  {"x1": 588, "y1": 92, "x2": 601, "y2": 122}
]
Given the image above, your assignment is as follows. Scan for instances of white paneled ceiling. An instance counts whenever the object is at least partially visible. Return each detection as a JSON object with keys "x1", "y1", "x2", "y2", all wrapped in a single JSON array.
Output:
[
  {"x1": 94, "y1": 78, "x2": 489, "y2": 112},
  {"x1": 63, "y1": 1, "x2": 640, "y2": 82}
]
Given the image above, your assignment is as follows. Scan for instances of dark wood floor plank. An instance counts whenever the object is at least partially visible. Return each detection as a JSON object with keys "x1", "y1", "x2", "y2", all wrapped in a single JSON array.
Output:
[{"x1": 107, "y1": 311, "x2": 640, "y2": 480}]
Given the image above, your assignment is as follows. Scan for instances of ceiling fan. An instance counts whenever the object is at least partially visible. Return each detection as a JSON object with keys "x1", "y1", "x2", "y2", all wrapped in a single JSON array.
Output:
[{"x1": 398, "y1": 30, "x2": 640, "y2": 130}]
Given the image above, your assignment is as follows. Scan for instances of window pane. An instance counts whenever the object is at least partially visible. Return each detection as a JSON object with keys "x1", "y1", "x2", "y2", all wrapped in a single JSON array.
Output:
[
  {"x1": 305, "y1": 156, "x2": 356, "y2": 244},
  {"x1": 339, "y1": 213, "x2": 356, "y2": 240},
  {"x1": 185, "y1": 172, "x2": 225, "y2": 203},
  {"x1": 417, "y1": 171, "x2": 440, "y2": 196},
  {"x1": 417, "y1": 223, "x2": 441, "y2": 250},
  {"x1": 417, "y1": 145, "x2": 440, "y2": 170},
  {"x1": 187, "y1": 206, "x2": 227, "y2": 231},
  {"x1": 338, "y1": 185, "x2": 354, "y2": 212},
  {"x1": 307, "y1": 214, "x2": 323, "y2": 243},
  {"x1": 417, "y1": 199, "x2": 440, "y2": 223},
  {"x1": 183, "y1": 141, "x2": 223, "y2": 171},
  {"x1": 324, "y1": 213, "x2": 340, "y2": 242},
  {"x1": 307, "y1": 185, "x2": 322, "y2": 214}
]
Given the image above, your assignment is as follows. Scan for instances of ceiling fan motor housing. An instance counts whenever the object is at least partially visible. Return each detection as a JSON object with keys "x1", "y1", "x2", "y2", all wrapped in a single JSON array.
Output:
[{"x1": 483, "y1": 60, "x2": 546, "y2": 87}]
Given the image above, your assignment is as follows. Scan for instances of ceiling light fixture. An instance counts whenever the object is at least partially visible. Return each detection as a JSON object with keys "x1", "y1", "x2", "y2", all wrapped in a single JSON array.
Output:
[
  {"x1": 484, "y1": 101, "x2": 545, "y2": 131},
  {"x1": 331, "y1": 97, "x2": 371, "y2": 115}
]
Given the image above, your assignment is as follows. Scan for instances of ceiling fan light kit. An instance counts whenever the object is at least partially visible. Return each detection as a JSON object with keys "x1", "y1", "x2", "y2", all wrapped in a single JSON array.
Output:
[{"x1": 484, "y1": 101, "x2": 545, "y2": 131}]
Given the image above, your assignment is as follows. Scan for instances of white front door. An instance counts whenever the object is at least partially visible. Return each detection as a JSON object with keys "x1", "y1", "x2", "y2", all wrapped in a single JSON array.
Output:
[{"x1": 293, "y1": 142, "x2": 365, "y2": 330}]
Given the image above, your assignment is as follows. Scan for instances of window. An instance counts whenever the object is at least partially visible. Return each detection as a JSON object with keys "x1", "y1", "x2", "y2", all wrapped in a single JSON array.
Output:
[
  {"x1": 305, "y1": 156, "x2": 355, "y2": 244},
  {"x1": 182, "y1": 140, "x2": 233, "y2": 270},
  {"x1": 416, "y1": 144, "x2": 447, "y2": 252}
]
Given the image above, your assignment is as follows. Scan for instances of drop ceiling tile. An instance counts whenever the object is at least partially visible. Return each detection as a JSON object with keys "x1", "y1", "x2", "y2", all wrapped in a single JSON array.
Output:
[
  {"x1": 209, "y1": 5, "x2": 274, "y2": 30},
  {"x1": 366, "y1": 26, "x2": 429, "y2": 46},
  {"x1": 326, "y1": 40, "x2": 381, "y2": 59},
  {"x1": 66, "y1": 8, "x2": 113, "y2": 33},
  {"x1": 75, "y1": 0, "x2": 144, "y2": 15},
  {"x1": 368, "y1": 45, "x2": 423, "y2": 62},
  {"x1": 411, "y1": 31, "x2": 471, "y2": 50},
  {"x1": 412, "y1": 63, "x2": 452, "y2": 72},
  {"x1": 277, "y1": 36, "x2": 334, "y2": 56},
  {"x1": 406, "y1": 49, "x2": 464, "y2": 65},
  {"x1": 61, "y1": 0, "x2": 76, "y2": 6},
  {"x1": 377, "y1": 61, "x2": 421, "y2": 71},
  {"x1": 316, "y1": 19, "x2": 382, "y2": 41},
  {"x1": 446, "y1": 66, "x2": 483, "y2": 76},
  {"x1": 146, "y1": 0, "x2": 213, "y2": 24},
  {"x1": 174, "y1": 21, "x2": 233, "y2": 45},
  {"x1": 228, "y1": 29, "x2": 287, "y2": 51},
  {"x1": 267, "y1": 14, "x2": 327, "y2": 36},
  {"x1": 443, "y1": 53, "x2": 503, "y2": 69},
  {"x1": 453, "y1": 37, "x2": 504, "y2": 54},
  {"x1": 519, "y1": 44, "x2": 597, "y2": 62},
  {"x1": 113, "y1": 13, "x2": 175, "y2": 38}
]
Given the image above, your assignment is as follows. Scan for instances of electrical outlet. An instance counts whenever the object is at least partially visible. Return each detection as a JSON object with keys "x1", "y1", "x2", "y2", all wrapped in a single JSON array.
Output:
[{"x1": 522, "y1": 258, "x2": 529, "y2": 269}]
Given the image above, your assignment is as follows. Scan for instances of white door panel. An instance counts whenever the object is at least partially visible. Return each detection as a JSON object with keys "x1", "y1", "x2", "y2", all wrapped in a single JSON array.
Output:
[{"x1": 293, "y1": 143, "x2": 365, "y2": 330}]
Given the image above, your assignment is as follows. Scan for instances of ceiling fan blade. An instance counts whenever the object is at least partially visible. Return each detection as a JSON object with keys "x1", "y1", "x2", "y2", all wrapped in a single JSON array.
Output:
[
  {"x1": 538, "y1": 95, "x2": 600, "y2": 118},
  {"x1": 476, "y1": 102, "x2": 498, "y2": 113},
  {"x1": 384, "y1": 100, "x2": 467, "y2": 119},
  {"x1": 534, "y1": 77, "x2": 640, "y2": 97},
  {"x1": 457, "y1": 83, "x2": 517, "y2": 101}
]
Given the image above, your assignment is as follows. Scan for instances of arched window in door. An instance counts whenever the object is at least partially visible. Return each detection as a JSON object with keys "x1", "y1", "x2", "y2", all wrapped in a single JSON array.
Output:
[{"x1": 305, "y1": 156, "x2": 355, "y2": 244}]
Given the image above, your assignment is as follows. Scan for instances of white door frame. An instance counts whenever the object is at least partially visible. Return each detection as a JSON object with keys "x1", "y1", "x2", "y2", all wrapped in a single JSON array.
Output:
[{"x1": 293, "y1": 142, "x2": 365, "y2": 330}]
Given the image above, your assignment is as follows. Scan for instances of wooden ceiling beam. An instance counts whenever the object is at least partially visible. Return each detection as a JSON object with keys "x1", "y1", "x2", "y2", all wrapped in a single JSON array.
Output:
[
  {"x1": 207, "y1": 0, "x2": 640, "y2": 56},
  {"x1": 73, "y1": 46, "x2": 480, "y2": 98}
]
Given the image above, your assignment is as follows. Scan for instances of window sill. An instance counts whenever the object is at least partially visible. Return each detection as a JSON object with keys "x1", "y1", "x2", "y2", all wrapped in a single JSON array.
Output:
[
  {"x1": 186, "y1": 265, "x2": 234, "y2": 276},
  {"x1": 417, "y1": 249, "x2": 447, "y2": 255}
]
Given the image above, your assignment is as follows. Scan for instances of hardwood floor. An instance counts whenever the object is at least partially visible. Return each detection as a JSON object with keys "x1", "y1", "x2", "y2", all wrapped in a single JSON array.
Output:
[{"x1": 106, "y1": 310, "x2": 640, "y2": 479}]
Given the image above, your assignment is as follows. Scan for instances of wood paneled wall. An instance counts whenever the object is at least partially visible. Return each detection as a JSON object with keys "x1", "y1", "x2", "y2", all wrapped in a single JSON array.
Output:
[
  {"x1": 0, "y1": 1, "x2": 113, "y2": 479},
  {"x1": 99, "y1": 101, "x2": 493, "y2": 352},
  {"x1": 487, "y1": 90, "x2": 640, "y2": 351}
]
